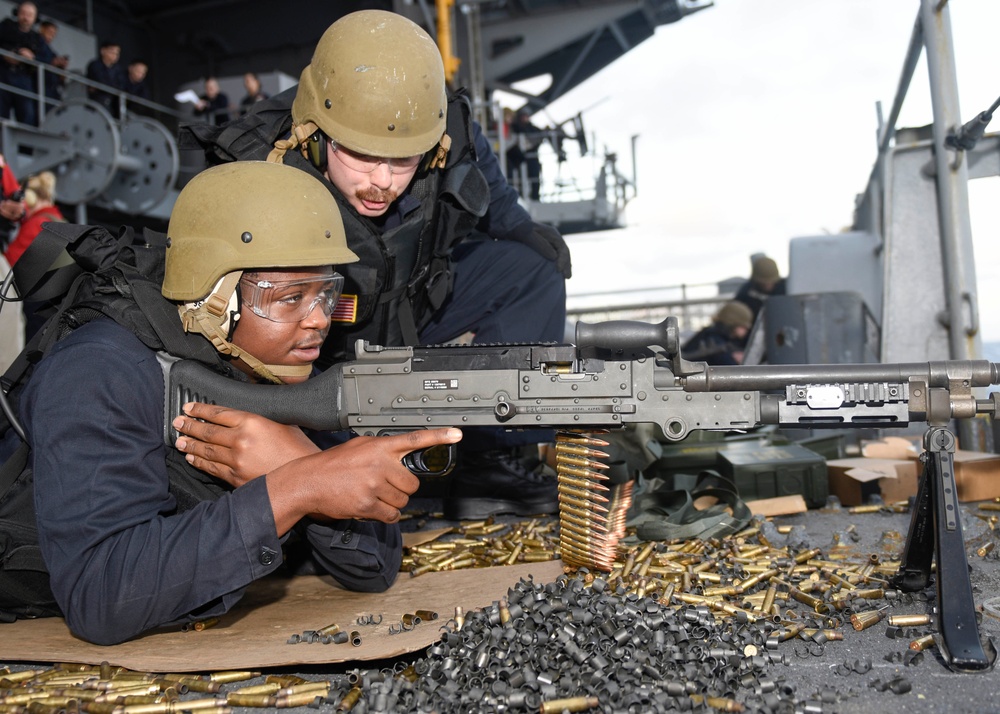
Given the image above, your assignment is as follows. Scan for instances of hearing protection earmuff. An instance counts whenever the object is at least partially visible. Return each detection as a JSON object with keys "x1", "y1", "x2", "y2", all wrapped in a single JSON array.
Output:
[{"x1": 305, "y1": 131, "x2": 328, "y2": 172}]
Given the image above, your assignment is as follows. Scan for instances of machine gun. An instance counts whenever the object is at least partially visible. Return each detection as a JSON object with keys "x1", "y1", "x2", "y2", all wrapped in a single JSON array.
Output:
[{"x1": 160, "y1": 317, "x2": 999, "y2": 672}]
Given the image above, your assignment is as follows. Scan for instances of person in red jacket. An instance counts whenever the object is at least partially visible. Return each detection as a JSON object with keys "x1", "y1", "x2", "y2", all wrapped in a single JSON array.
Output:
[
  {"x1": 4, "y1": 170, "x2": 63, "y2": 266},
  {"x1": 0, "y1": 153, "x2": 25, "y2": 235},
  {"x1": 4, "y1": 170, "x2": 64, "y2": 340}
]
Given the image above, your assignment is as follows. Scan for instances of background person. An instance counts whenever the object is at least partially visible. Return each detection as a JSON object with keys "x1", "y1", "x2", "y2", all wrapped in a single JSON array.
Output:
[
  {"x1": 734, "y1": 254, "x2": 786, "y2": 323},
  {"x1": 3, "y1": 170, "x2": 64, "y2": 341},
  {"x1": 0, "y1": 152, "x2": 25, "y2": 240},
  {"x1": 506, "y1": 107, "x2": 545, "y2": 201},
  {"x1": 193, "y1": 76, "x2": 230, "y2": 125},
  {"x1": 85, "y1": 39, "x2": 124, "y2": 117},
  {"x1": 239, "y1": 71, "x2": 267, "y2": 114},
  {"x1": 0, "y1": 1, "x2": 43, "y2": 126},
  {"x1": 681, "y1": 300, "x2": 754, "y2": 365},
  {"x1": 122, "y1": 58, "x2": 150, "y2": 101},
  {"x1": 36, "y1": 19, "x2": 67, "y2": 105}
]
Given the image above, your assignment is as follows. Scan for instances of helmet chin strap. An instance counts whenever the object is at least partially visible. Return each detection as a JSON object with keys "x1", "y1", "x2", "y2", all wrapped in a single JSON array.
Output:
[
  {"x1": 267, "y1": 120, "x2": 319, "y2": 165},
  {"x1": 178, "y1": 272, "x2": 313, "y2": 384}
]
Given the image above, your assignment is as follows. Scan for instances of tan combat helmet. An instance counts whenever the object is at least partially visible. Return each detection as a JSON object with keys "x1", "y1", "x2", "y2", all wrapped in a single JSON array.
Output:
[
  {"x1": 273, "y1": 10, "x2": 449, "y2": 166},
  {"x1": 163, "y1": 161, "x2": 358, "y2": 382}
]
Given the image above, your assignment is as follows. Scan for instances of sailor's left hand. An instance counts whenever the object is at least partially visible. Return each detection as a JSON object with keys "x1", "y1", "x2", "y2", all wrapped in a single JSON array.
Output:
[{"x1": 172, "y1": 402, "x2": 320, "y2": 486}]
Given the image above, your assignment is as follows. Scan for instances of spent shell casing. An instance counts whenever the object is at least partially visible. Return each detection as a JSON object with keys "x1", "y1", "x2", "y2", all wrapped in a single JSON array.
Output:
[
  {"x1": 850, "y1": 609, "x2": 885, "y2": 631},
  {"x1": 760, "y1": 585, "x2": 777, "y2": 615},
  {"x1": 159, "y1": 678, "x2": 220, "y2": 693},
  {"x1": 888, "y1": 613, "x2": 932, "y2": 627},
  {"x1": 849, "y1": 504, "x2": 882, "y2": 513},
  {"x1": 274, "y1": 691, "x2": 324, "y2": 708},
  {"x1": 789, "y1": 589, "x2": 831, "y2": 614},
  {"x1": 910, "y1": 634, "x2": 936, "y2": 651},
  {"x1": 689, "y1": 694, "x2": 744, "y2": 712},
  {"x1": 977, "y1": 542, "x2": 995, "y2": 557},
  {"x1": 264, "y1": 675, "x2": 309, "y2": 687},
  {"x1": 335, "y1": 686, "x2": 362, "y2": 712},
  {"x1": 207, "y1": 671, "x2": 257, "y2": 684},
  {"x1": 225, "y1": 683, "x2": 281, "y2": 697},
  {"x1": 793, "y1": 548, "x2": 822, "y2": 564},
  {"x1": 539, "y1": 695, "x2": 601, "y2": 713},
  {"x1": 225, "y1": 694, "x2": 277, "y2": 708},
  {"x1": 279, "y1": 682, "x2": 331, "y2": 697}
]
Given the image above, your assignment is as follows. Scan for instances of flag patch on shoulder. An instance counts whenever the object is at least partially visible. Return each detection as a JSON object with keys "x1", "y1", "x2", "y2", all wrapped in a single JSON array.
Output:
[{"x1": 331, "y1": 294, "x2": 358, "y2": 323}]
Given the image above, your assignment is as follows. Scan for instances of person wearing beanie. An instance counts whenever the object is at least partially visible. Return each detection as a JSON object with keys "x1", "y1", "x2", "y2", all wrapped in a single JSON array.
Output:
[
  {"x1": 681, "y1": 300, "x2": 754, "y2": 366},
  {"x1": 734, "y1": 255, "x2": 786, "y2": 321}
]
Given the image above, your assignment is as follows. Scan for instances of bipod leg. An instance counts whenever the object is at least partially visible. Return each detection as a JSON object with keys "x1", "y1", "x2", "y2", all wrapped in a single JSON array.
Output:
[
  {"x1": 908, "y1": 427, "x2": 993, "y2": 671},
  {"x1": 891, "y1": 448, "x2": 935, "y2": 592}
]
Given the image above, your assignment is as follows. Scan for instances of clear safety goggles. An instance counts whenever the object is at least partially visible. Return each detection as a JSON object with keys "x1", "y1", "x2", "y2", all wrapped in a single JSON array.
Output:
[
  {"x1": 332, "y1": 144, "x2": 423, "y2": 175},
  {"x1": 239, "y1": 272, "x2": 344, "y2": 323}
]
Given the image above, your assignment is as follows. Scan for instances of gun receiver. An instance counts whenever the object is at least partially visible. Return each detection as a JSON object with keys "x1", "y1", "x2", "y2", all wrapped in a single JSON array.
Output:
[{"x1": 162, "y1": 316, "x2": 999, "y2": 445}]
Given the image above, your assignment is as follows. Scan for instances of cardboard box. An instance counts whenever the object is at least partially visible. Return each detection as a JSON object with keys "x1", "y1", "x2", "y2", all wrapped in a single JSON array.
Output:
[
  {"x1": 826, "y1": 457, "x2": 919, "y2": 506},
  {"x1": 951, "y1": 451, "x2": 1000, "y2": 502},
  {"x1": 829, "y1": 449, "x2": 1000, "y2": 504}
]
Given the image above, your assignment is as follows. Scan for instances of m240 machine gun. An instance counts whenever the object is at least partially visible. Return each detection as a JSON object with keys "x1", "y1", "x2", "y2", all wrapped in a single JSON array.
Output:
[{"x1": 161, "y1": 317, "x2": 1000, "y2": 672}]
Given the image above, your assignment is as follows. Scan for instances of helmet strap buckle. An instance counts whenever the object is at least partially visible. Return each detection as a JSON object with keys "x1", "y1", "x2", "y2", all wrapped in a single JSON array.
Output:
[{"x1": 427, "y1": 133, "x2": 451, "y2": 170}]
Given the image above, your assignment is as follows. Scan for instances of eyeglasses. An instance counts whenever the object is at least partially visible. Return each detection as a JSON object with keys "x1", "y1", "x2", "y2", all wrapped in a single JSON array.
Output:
[
  {"x1": 239, "y1": 273, "x2": 344, "y2": 323},
  {"x1": 331, "y1": 144, "x2": 423, "y2": 175}
]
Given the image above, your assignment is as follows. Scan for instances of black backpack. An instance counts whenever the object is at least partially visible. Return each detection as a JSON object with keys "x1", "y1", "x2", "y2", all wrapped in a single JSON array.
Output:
[{"x1": 0, "y1": 222, "x2": 220, "y2": 620}]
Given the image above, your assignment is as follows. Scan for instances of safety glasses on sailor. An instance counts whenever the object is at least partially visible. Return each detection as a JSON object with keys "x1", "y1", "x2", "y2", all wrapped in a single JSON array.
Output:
[
  {"x1": 239, "y1": 272, "x2": 344, "y2": 323},
  {"x1": 331, "y1": 143, "x2": 423, "y2": 175}
]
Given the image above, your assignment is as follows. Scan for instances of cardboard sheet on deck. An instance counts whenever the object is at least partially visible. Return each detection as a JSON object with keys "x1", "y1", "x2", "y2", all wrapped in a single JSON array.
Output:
[{"x1": 0, "y1": 560, "x2": 563, "y2": 672}]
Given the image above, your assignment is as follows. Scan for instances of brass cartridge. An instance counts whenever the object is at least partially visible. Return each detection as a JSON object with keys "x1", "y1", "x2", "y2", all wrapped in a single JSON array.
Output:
[
  {"x1": 888, "y1": 614, "x2": 932, "y2": 627},
  {"x1": 539, "y1": 695, "x2": 600, "y2": 713}
]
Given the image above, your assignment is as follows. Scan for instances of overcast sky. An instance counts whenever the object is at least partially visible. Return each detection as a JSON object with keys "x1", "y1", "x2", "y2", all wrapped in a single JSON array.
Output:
[{"x1": 518, "y1": 0, "x2": 1000, "y2": 345}]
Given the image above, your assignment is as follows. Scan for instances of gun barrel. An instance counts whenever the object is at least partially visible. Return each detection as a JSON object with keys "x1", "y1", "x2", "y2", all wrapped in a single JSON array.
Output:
[{"x1": 682, "y1": 361, "x2": 999, "y2": 392}]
